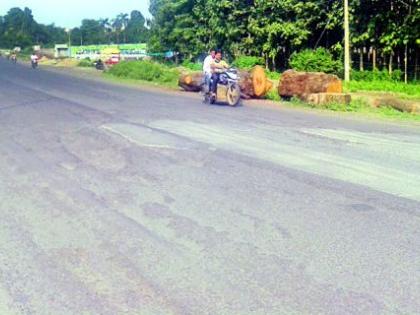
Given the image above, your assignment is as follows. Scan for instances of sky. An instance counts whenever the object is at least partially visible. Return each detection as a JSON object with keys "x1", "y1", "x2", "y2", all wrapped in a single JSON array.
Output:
[{"x1": 0, "y1": 0, "x2": 151, "y2": 28}]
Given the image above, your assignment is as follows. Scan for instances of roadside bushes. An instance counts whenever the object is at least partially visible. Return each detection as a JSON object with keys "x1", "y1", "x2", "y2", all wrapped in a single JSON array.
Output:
[
  {"x1": 108, "y1": 61, "x2": 179, "y2": 84},
  {"x1": 232, "y1": 56, "x2": 264, "y2": 70},
  {"x1": 181, "y1": 59, "x2": 202, "y2": 71},
  {"x1": 346, "y1": 80, "x2": 420, "y2": 97},
  {"x1": 289, "y1": 48, "x2": 343, "y2": 76},
  {"x1": 77, "y1": 58, "x2": 92, "y2": 67},
  {"x1": 351, "y1": 69, "x2": 402, "y2": 82}
]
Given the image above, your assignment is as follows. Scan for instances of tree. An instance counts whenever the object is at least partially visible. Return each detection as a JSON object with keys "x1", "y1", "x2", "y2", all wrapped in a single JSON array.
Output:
[
  {"x1": 99, "y1": 18, "x2": 113, "y2": 44},
  {"x1": 126, "y1": 10, "x2": 148, "y2": 43}
]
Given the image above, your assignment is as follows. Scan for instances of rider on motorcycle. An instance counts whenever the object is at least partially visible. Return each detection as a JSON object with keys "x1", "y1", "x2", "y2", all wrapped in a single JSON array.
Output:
[
  {"x1": 203, "y1": 49, "x2": 215, "y2": 90},
  {"x1": 10, "y1": 52, "x2": 17, "y2": 63},
  {"x1": 30, "y1": 53, "x2": 39, "y2": 67},
  {"x1": 210, "y1": 50, "x2": 229, "y2": 97}
]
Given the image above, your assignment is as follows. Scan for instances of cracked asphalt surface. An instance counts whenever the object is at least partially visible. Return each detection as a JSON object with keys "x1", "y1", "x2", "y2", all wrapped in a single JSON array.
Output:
[{"x1": 0, "y1": 58, "x2": 419, "y2": 314}]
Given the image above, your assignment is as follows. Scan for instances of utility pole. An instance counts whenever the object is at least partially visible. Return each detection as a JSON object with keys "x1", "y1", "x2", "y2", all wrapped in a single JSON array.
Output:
[{"x1": 344, "y1": 0, "x2": 350, "y2": 82}]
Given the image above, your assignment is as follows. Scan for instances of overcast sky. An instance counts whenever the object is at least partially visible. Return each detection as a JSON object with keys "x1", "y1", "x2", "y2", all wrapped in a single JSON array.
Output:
[{"x1": 0, "y1": 0, "x2": 151, "y2": 28}]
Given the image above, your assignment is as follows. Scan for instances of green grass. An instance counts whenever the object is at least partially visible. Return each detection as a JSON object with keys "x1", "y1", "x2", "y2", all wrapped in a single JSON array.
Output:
[
  {"x1": 266, "y1": 71, "x2": 281, "y2": 81},
  {"x1": 286, "y1": 97, "x2": 420, "y2": 122},
  {"x1": 266, "y1": 89, "x2": 281, "y2": 101},
  {"x1": 103, "y1": 72, "x2": 180, "y2": 90},
  {"x1": 345, "y1": 80, "x2": 420, "y2": 98},
  {"x1": 107, "y1": 61, "x2": 179, "y2": 88},
  {"x1": 181, "y1": 60, "x2": 202, "y2": 71}
]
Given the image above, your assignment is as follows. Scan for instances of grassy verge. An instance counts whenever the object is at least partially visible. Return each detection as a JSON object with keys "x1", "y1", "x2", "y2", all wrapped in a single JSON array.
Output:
[
  {"x1": 107, "y1": 61, "x2": 179, "y2": 89},
  {"x1": 77, "y1": 59, "x2": 93, "y2": 68},
  {"x1": 345, "y1": 80, "x2": 420, "y2": 99},
  {"x1": 103, "y1": 72, "x2": 180, "y2": 90},
  {"x1": 286, "y1": 97, "x2": 420, "y2": 122}
]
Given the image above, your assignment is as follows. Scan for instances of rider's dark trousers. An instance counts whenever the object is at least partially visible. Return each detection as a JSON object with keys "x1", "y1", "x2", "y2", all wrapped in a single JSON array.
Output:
[{"x1": 211, "y1": 73, "x2": 220, "y2": 94}]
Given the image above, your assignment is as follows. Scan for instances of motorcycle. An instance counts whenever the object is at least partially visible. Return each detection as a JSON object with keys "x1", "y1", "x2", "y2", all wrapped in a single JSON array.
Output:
[
  {"x1": 202, "y1": 68, "x2": 241, "y2": 106},
  {"x1": 10, "y1": 55, "x2": 17, "y2": 64},
  {"x1": 94, "y1": 59, "x2": 105, "y2": 70},
  {"x1": 31, "y1": 59, "x2": 38, "y2": 69}
]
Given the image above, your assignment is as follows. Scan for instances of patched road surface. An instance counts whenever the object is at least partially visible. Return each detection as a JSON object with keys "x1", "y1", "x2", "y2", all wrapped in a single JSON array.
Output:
[{"x1": 1, "y1": 58, "x2": 419, "y2": 314}]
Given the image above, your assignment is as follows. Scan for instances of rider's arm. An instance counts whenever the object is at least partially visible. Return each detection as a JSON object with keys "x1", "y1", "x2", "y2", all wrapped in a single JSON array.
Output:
[{"x1": 211, "y1": 61, "x2": 226, "y2": 73}]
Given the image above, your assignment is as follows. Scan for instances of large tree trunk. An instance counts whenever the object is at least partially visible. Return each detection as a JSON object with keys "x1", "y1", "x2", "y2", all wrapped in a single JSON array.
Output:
[
  {"x1": 239, "y1": 66, "x2": 273, "y2": 99},
  {"x1": 278, "y1": 70, "x2": 343, "y2": 99},
  {"x1": 178, "y1": 73, "x2": 204, "y2": 92},
  {"x1": 272, "y1": 55, "x2": 276, "y2": 72},
  {"x1": 373, "y1": 48, "x2": 377, "y2": 70},
  {"x1": 389, "y1": 53, "x2": 393, "y2": 74},
  {"x1": 264, "y1": 53, "x2": 269, "y2": 70},
  {"x1": 405, "y1": 44, "x2": 408, "y2": 84},
  {"x1": 375, "y1": 96, "x2": 420, "y2": 114}
]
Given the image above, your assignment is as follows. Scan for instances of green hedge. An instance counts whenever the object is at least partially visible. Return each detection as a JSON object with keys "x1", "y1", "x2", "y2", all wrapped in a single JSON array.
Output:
[
  {"x1": 77, "y1": 58, "x2": 93, "y2": 67},
  {"x1": 181, "y1": 59, "x2": 202, "y2": 71},
  {"x1": 351, "y1": 69, "x2": 402, "y2": 82},
  {"x1": 108, "y1": 61, "x2": 179, "y2": 84},
  {"x1": 232, "y1": 56, "x2": 264, "y2": 70},
  {"x1": 289, "y1": 48, "x2": 343, "y2": 76}
]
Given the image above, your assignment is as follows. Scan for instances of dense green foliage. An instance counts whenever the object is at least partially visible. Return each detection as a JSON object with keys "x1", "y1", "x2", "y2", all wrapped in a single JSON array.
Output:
[
  {"x1": 108, "y1": 61, "x2": 179, "y2": 84},
  {"x1": 346, "y1": 80, "x2": 420, "y2": 97},
  {"x1": 148, "y1": 0, "x2": 419, "y2": 78},
  {"x1": 0, "y1": 7, "x2": 149, "y2": 48},
  {"x1": 0, "y1": 7, "x2": 66, "y2": 48},
  {"x1": 289, "y1": 48, "x2": 343, "y2": 75},
  {"x1": 351, "y1": 69, "x2": 402, "y2": 82},
  {"x1": 232, "y1": 56, "x2": 264, "y2": 70},
  {"x1": 77, "y1": 58, "x2": 93, "y2": 67},
  {"x1": 181, "y1": 60, "x2": 203, "y2": 71}
]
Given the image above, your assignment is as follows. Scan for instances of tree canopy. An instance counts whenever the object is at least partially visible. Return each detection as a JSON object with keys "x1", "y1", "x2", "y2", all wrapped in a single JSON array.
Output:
[
  {"x1": 0, "y1": 7, "x2": 149, "y2": 48},
  {"x1": 148, "y1": 0, "x2": 419, "y2": 74}
]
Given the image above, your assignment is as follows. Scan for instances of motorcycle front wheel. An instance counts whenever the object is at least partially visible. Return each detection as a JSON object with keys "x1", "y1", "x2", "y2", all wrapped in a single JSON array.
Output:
[{"x1": 227, "y1": 84, "x2": 240, "y2": 106}]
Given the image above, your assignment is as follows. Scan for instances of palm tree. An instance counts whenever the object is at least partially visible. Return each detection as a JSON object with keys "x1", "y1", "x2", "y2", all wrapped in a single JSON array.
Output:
[
  {"x1": 100, "y1": 18, "x2": 112, "y2": 44},
  {"x1": 117, "y1": 13, "x2": 130, "y2": 43},
  {"x1": 111, "y1": 17, "x2": 122, "y2": 44}
]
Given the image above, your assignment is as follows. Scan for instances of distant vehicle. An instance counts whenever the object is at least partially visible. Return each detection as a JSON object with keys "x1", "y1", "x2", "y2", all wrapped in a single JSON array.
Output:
[
  {"x1": 94, "y1": 59, "x2": 105, "y2": 70},
  {"x1": 105, "y1": 54, "x2": 120, "y2": 66}
]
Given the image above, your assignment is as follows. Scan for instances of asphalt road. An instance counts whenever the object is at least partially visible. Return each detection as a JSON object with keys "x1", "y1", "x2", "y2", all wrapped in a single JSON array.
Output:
[{"x1": 0, "y1": 58, "x2": 419, "y2": 315}]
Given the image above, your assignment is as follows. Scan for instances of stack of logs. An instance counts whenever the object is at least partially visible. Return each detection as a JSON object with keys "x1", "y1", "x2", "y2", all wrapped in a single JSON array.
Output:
[
  {"x1": 278, "y1": 70, "x2": 350, "y2": 105},
  {"x1": 178, "y1": 65, "x2": 273, "y2": 99}
]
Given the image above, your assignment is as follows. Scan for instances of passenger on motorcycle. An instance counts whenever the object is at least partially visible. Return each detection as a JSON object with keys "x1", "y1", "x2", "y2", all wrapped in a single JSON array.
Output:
[
  {"x1": 30, "y1": 53, "x2": 39, "y2": 68},
  {"x1": 10, "y1": 52, "x2": 17, "y2": 63},
  {"x1": 203, "y1": 49, "x2": 216, "y2": 90},
  {"x1": 210, "y1": 50, "x2": 229, "y2": 97},
  {"x1": 31, "y1": 53, "x2": 38, "y2": 62}
]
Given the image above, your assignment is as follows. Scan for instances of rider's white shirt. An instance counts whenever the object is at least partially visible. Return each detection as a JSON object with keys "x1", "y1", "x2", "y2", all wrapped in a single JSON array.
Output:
[
  {"x1": 31, "y1": 55, "x2": 38, "y2": 61},
  {"x1": 203, "y1": 55, "x2": 214, "y2": 75}
]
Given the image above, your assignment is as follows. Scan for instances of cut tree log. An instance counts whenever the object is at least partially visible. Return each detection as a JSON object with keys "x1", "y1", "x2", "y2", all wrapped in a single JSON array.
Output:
[
  {"x1": 374, "y1": 96, "x2": 420, "y2": 114},
  {"x1": 178, "y1": 72, "x2": 204, "y2": 92},
  {"x1": 304, "y1": 93, "x2": 351, "y2": 106},
  {"x1": 239, "y1": 66, "x2": 273, "y2": 99},
  {"x1": 178, "y1": 65, "x2": 273, "y2": 99},
  {"x1": 278, "y1": 70, "x2": 342, "y2": 99}
]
